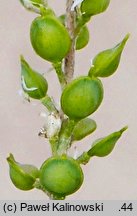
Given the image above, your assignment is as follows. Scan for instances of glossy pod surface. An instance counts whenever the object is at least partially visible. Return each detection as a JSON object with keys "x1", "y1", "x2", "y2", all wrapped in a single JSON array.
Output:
[
  {"x1": 88, "y1": 34, "x2": 130, "y2": 78},
  {"x1": 21, "y1": 57, "x2": 48, "y2": 99},
  {"x1": 88, "y1": 126, "x2": 128, "y2": 157},
  {"x1": 40, "y1": 156, "x2": 84, "y2": 196},
  {"x1": 7, "y1": 154, "x2": 39, "y2": 191},
  {"x1": 81, "y1": 0, "x2": 110, "y2": 17},
  {"x1": 30, "y1": 15, "x2": 71, "y2": 62},
  {"x1": 61, "y1": 76, "x2": 103, "y2": 120},
  {"x1": 76, "y1": 25, "x2": 89, "y2": 50},
  {"x1": 72, "y1": 118, "x2": 97, "y2": 141}
]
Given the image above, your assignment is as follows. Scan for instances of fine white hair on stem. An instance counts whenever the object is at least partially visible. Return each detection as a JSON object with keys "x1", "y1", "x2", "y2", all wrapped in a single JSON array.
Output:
[
  {"x1": 39, "y1": 113, "x2": 62, "y2": 138},
  {"x1": 71, "y1": 0, "x2": 84, "y2": 11}
]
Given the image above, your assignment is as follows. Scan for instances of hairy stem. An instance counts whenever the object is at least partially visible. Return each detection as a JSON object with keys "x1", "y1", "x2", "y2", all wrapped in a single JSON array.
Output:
[{"x1": 64, "y1": 0, "x2": 76, "y2": 83}]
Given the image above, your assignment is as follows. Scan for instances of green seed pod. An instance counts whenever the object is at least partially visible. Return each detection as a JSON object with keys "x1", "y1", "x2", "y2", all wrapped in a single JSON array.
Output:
[
  {"x1": 76, "y1": 25, "x2": 90, "y2": 50},
  {"x1": 72, "y1": 118, "x2": 97, "y2": 141},
  {"x1": 81, "y1": 0, "x2": 110, "y2": 17},
  {"x1": 40, "y1": 156, "x2": 84, "y2": 196},
  {"x1": 89, "y1": 34, "x2": 130, "y2": 78},
  {"x1": 21, "y1": 56, "x2": 48, "y2": 99},
  {"x1": 61, "y1": 76, "x2": 103, "y2": 120},
  {"x1": 88, "y1": 126, "x2": 128, "y2": 157},
  {"x1": 30, "y1": 15, "x2": 71, "y2": 63},
  {"x1": 7, "y1": 154, "x2": 39, "y2": 191}
]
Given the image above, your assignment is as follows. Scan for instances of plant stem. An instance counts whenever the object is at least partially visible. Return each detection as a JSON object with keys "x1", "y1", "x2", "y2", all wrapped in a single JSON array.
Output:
[
  {"x1": 34, "y1": 179, "x2": 53, "y2": 199},
  {"x1": 74, "y1": 15, "x2": 91, "y2": 36},
  {"x1": 64, "y1": 0, "x2": 76, "y2": 83},
  {"x1": 57, "y1": 119, "x2": 77, "y2": 155},
  {"x1": 42, "y1": 0, "x2": 48, "y2": 7},
  {"x1": 49, "y1": 135, "x2": 59, "y2": 156},
  {"x1": 34, "y1": 179, "x2": 65, "y2": 200},
  {"x1": 52, "y1": 62, "x2": 67, "y2": 90},
  {"x1": 41, "y1": 95, "x2": 59, "y2": 114},
  {"x1": 77, "y1": 152, "x2": 91, "y2": 165}
]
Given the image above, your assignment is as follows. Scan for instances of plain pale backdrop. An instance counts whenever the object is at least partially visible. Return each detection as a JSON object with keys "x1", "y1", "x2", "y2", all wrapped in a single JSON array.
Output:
[{"x1": 0, "y1": 0, "x2": 137, "y2": 200}]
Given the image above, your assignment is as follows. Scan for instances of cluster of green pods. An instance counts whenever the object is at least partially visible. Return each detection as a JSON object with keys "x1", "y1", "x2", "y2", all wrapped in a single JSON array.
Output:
[
  {"x1": 61, "y1": 34, "x2": 129, "y2": 120},
  {"x1": 7, "y1": 125, "x2": 127, "y2": 197},
  {"x1": 7, "y1": 154, "x2": 83, "y2": 198},
  {"x1": 7, "y1": 0, "x2": 130, "y2": 199}
]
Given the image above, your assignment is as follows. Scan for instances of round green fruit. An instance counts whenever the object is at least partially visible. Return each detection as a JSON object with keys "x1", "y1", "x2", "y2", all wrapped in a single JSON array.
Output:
[
  {"x1": 40, "y1": 156, "x2": 84, "y2": 196},
  {"x1": 61, "y1": 76, "x2": 103, "y2": 120},
  {"x1": 30, "y1": 15, "x2": 71, "y2": 63}
]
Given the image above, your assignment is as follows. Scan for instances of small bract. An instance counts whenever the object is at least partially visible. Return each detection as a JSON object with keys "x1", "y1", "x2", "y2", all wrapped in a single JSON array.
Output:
[
  {"x1": 30, "y1": 15, "x2": 71, "y2": 63},
  {"x1": 40, "y1": 156, "x2": 84, "y2": 196},
  {"x1": 61, "y1": 76, "x2": 103, "y2": 120}
]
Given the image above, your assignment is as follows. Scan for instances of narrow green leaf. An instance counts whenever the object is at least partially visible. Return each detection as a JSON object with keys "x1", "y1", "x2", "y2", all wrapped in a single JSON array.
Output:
[
  {"x1": 72, "y1": 118, "x2": 97, "y2": 141},
  {"x1": 89, "y1": 34, "x2": 130, "y2": 78},
  {"x1": 20, "y1": 56, "x2": 48, "y2": 99},
  {"x1": 88, "y1": 126, "x2": 128, "y2": 157}
]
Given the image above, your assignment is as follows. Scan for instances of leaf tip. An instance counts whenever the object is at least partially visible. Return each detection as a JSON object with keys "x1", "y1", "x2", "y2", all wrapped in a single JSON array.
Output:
[
  {"x1": 120, "y1": 126, "x2": 128, "y2": 134},
  {"x1": 7, "y1": 153, "x2": 15, "y2": 164},
  {"x1": 122, "y1": 33, "x2": 130, "y2": 45},
  {"x1": 20, "y1": 54, "x2": 24, "y2": 60}
]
